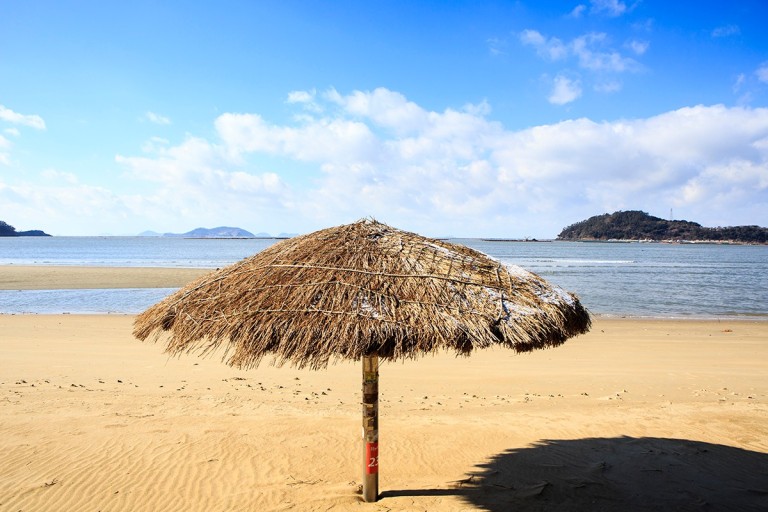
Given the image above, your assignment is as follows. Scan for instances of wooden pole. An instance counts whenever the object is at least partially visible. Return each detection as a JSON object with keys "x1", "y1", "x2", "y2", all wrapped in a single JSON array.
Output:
[{"x1": 362, "y1": 355, "x2": 379, "y2": 502}]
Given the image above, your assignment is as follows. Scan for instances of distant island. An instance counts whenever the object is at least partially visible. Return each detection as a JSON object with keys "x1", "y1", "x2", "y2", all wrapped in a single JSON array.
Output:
[
  {"x1": 0, "y1": 220, "x2": 51, "y2": 237},
  {"x1": 557, "y1": 211, "x2": 767, "y2": 244},
  {"x1": 139, "y1": 226, "x2": 256, "y2": 238},
  {"x1": 138, "y1": 226, "x2": 296, "y2": 239}
]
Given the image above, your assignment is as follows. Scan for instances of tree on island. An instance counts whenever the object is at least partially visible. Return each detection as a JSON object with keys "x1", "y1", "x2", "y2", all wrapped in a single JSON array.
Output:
[
  {"x1": 557, "y1": 211, "x2": 767, "y2": 244},
  {"x1": 0, "y1": 220, "x2": 51, "y2": 237}
]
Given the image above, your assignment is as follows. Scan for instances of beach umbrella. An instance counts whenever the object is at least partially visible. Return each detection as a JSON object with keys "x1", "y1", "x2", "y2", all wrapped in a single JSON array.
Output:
[{"x1": 133, "y1": 219, "x2": 591, "y2": 502}]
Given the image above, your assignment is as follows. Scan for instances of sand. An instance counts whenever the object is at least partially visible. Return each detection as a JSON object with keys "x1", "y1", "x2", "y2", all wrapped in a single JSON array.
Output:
[{"x1": 1, "y1": 267, "x2": 767, "y2": 511}]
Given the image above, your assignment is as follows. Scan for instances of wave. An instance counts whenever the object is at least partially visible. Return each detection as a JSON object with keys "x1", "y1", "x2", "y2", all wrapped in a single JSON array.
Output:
[
  {"x1": 504, "y1": 258, "x2": 638, "y2": 266},
  {"x1": 0, "y1": 288, "x2": 176, "y2": 314}
]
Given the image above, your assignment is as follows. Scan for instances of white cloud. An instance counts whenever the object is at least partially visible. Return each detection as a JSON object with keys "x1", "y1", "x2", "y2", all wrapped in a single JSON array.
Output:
[
  {"x1": 712, "y1": 24, "x2": 740, "y2": 38},
  {"x1": 463, "y1": 100, "x2": 492, "y2": 117},
  {"x1": 0, "y1": 105, "x2": 46, "y2": 130},
  {"x1": 572, "y1": 32, "x2": 640, "y2": 72},
  {"x1": 521, "y1": 29, "x2": 641, "y2": 76},
  {"x1": 0, "y1": 134, "x2": 11, "y2": 165},
  {"x1": 328, "y1": 87, "x2": 431, "y2": 134},
  {"x1": 4, "y1": 127, "x2": 20, "y2": 137},
  {"x1": 549, "y1": 76, "x2": 583, "y2": 105},
  {"x1": 626, "y1": 39, "x2": 649, "y2": 55},
  {"x1": 145, "y1": 111, "x2": 171, "y2": 125},
  {"x1": 486, "y1": 37, "x2": 507, "y2": 56},
  {"x1": 113, "y1": 134, "x2": 292, "y2": 232},
  {"x1": 569, "y1": 4, "x2": 587, "y2": 17},
  {"x1": 492, "y1": 105, "x2": 768, "y2": 225},
  {"x1": 41, "y1": 168, "x2": 79, "y2": 184},
  {"x1": 757, "y1": 62, "x2": 768, "y2": 84},
  {"x1": 519, "y1": 30, "x2": 568, "y2": 61},
  {"x1": 141, "y1": 136, "x2": 170, "y2": 153},
  {"x1": 594, "y1": 80, "x2": 622, "y2": 93},
  {"x1": 733, "y1": 73, "x2": 746, "y2": 92},
  {"x1": 287, "y1": 90, "x2": 316, "y2": 104},
  {"x1": 590, "y1": 0, "x2": 627, "y2": 17},
  {"x1": 632, "y1": 19, "x2": 654, "y2": 33},
  {"x1": 214, "y1": 111, "x2": 379, "y2": 163},
  {"x1": 0, "y1": 180, "x2": 132, "y2": 235},
  {"x1": 519, "y1": 29, "x2": 545, "y2": 47}
]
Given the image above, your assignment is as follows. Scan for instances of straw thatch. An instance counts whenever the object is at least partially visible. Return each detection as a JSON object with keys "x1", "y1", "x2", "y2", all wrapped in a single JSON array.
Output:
[{"x1": 134, "y1": 219, "x2": 590, "y2": 370}]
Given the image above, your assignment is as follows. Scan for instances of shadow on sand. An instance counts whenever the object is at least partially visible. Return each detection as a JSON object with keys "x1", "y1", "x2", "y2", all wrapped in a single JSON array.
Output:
[{"x1": 380, "y1": 436, "x2": 768, "y2": 511}]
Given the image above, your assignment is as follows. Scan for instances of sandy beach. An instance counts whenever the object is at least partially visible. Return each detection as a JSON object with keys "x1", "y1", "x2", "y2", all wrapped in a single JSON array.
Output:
[{"x1": 1, "y1": 267, "x2": 767, "y2": 511}]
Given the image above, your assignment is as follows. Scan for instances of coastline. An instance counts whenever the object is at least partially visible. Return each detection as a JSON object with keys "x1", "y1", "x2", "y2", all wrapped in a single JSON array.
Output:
[
  {"x1": 565, "y1": 238, "x2": 767, "y2": 245},
  {"x1": 1, "y1": 313, "x2": 766, "y2": 511}
]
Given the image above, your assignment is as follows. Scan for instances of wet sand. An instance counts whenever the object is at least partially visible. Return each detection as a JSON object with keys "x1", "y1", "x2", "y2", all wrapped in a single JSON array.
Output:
[{"x1": 0, "y1": 265, "x2": 209, "y2": 290}]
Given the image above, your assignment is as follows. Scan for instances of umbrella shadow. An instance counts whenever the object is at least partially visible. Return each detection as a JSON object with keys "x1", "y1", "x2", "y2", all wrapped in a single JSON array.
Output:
[{"x1": 381, "y1": 436, "x2": 768, "y2": 511}]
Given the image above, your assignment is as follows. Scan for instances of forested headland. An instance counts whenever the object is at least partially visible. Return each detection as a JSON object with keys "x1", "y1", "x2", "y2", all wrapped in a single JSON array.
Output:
[
  {"x1": 0, "y1": 220, "x2": 51, "y2": 237},
  {"x1": 557, "y1": 211, "x2": 767, "y2": 244}
]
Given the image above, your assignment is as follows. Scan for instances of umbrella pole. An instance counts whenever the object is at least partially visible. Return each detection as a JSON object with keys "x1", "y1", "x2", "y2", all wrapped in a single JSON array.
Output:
[{"x1": 362, "y1": 354, "x2": 379, "y2": 502}]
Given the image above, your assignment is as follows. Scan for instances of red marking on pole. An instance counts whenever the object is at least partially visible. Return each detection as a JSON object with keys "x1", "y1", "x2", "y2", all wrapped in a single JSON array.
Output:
[{"x1": 366, "y1": 442, "x2": 379, "y2": 474}]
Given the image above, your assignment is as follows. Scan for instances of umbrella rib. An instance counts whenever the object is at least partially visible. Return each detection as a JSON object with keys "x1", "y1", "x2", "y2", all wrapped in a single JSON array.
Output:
[
  {"x1": 495, "y1": 266, "x2": 505, "y2": 320},
  {"x1": 266, "y1": 263, "x2": 502, "y2": 287},
  {"x1": 184, "y1": 311, "x2": 200, "y2": 327}
]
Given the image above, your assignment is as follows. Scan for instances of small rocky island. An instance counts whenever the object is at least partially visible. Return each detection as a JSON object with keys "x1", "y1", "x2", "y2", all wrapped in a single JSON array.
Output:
[
  {"x1": 558, "y1": 211, "x2": 767, "y2": 244},
  {"x1": 0, "y1": 220, "x2": 51, "y2": 237}
]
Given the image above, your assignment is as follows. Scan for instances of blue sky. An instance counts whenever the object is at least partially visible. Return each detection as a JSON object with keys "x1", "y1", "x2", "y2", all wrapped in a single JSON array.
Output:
[{"x1": 1, "y1": 0, "x2": 767, "y2": 237}]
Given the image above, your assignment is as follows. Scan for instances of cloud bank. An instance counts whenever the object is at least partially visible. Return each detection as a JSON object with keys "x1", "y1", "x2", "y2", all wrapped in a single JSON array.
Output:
[{"x1": 2, "y1": 89, "x2": 767, "y2": 236}]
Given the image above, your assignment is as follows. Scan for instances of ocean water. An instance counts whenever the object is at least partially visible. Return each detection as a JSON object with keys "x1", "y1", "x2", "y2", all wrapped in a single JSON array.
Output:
[{"x1": 1, "y1": 236, "x2": 766, "y2": 319}]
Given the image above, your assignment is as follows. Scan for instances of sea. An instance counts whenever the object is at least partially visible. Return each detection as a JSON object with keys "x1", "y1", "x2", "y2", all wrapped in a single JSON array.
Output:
[{"x1": 1, "y1": 236, "x2": 766, "y2": 319}]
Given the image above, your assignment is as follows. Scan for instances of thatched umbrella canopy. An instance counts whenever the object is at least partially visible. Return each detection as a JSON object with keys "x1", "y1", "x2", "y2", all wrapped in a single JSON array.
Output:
[
  {"x1": 133, "y1": 219, "x2": 590, "y2": 501},
  {"x1": 134, "y1": 219, "x2": 590, "y2": 367}
]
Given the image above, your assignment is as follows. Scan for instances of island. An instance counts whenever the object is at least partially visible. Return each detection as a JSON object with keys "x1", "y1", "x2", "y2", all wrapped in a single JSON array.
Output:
[
  {"x1": 140, "y1": 226, "x2": 300, "y2": 239},
  {"x1": 0, "y1": 220, "x2": 51, "y2": 237},
  {"x1": 139, "y1": 226, "x2": 258, "y2": 238},
  {"x1": 557, "y1": 211, "x2": 767, "y2": 244}
]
